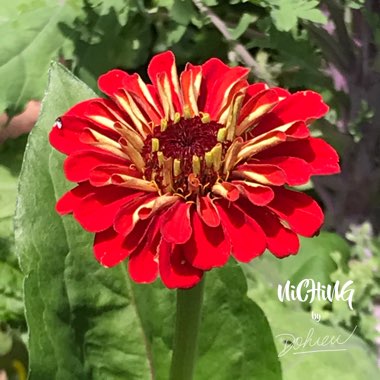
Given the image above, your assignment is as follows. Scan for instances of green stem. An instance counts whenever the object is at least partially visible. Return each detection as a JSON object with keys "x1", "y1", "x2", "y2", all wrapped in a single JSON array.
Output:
[{"x1": 169, "y1": 278, "x2": 205, "y2": 380}]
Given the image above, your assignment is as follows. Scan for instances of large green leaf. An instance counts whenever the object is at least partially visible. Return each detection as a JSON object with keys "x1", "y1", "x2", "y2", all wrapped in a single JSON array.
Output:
[
  {"x1": 15, "y1": 63, "x2": 282, "y2": 380},
  {"x1": 15, "y1": 63, "x2": 154, "y2": 380},
  {"x1": 264, "y1": 0, "x2": 327, "y2": 31},
  {"x1": 133, "y1": 263, "x2": 282, "y2": 380},
  {"x1": 0, "y1": 0, "x2": 81, "y2": 116}
]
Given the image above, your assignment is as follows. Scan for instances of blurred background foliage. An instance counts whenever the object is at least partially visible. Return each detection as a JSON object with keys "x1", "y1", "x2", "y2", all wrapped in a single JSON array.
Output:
[{"x1": 0, "y1": 0, "x2": 379, "y2": 379}]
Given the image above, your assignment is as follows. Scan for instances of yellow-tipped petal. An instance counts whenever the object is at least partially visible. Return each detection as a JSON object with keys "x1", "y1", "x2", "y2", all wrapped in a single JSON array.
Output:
[
  {"x1": 114, "y1": 122, "x2": 144, "y2": 151},
  {"x1": 111, "y1": 174, "x2": 157, "y2": 192},
  {"x1": 223, "y1": 137, "x2": 243, "y2": 174},
  {"x1": 119, "y1": 138, "x2": 145, "y2": 171},
  {"x1": 226, "y1": 92, "x2": 244, "y2": 141}
]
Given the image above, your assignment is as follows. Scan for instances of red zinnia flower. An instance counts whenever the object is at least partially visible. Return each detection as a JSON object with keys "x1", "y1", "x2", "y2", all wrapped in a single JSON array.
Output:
[{"x1": 49, "y1": 51, "x2": 340, "y2": 289}]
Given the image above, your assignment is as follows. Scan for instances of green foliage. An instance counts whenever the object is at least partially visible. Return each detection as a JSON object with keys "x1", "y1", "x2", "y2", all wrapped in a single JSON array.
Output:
[
  {"x1": 244, "y1": 231, "x2": 380, "y2": 380},
  {"x1": 0, "y1": 0, "x2": 82, "y2": 116},
  {"x1": 0, "y1": 136, "x2": 26, "y2": 325},
  {"x1": 312, "y1": 223, "x2": 380, "y2": 343},
  {"x1": 15, "y1": 63, "x2": 281, "y2": 380},
  {"x1": 259, "y1": 0, "x2": 327, "y2": 31},
  {"x1": 1, "y1": 0, "x2": 380, "y2": 378}
]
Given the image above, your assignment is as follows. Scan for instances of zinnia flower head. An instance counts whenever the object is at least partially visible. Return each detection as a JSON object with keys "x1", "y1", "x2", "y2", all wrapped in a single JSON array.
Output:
[{"x1": 50, "y1": 51, "x2": 340, "y2": 289}]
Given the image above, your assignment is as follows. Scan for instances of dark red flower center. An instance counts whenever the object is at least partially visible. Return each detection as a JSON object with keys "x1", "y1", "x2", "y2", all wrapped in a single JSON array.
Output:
[
  {"x1": 155, "y1": 116, "x2": 221, "y2": 159},
  {"x1": 142, "y1": 116, "x2": 229, "y2": 196}
]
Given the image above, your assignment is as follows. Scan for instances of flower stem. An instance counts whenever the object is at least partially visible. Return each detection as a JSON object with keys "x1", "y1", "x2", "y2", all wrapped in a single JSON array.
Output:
[{"x1": 169, "y1": 278, "x2": 205, "y2": 380}]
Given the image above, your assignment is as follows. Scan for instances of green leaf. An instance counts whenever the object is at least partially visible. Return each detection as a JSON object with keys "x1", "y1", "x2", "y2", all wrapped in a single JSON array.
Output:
[
  {"x1": 170, "y1": 0, "x2": 196, "y2": 26},
  {"x1": 0, "y1": 261, "x2": 24, "y2": 322},
  {"x1": 245, "y1": 232, "x2": 351, "y2": 290},
  {"x1": 196, "y1": 263, "x2": 282, "y2": 380},
  {"x1": 134, "y1": 262, "x2": 282, "y2": 380},
  {"x1": 262, "y1": 304, "x2": 380, "y2": 380},
  {"x1": 15, "y1": 63, "x2": 154, "y2": 380},
  {"x1": 244, "y1": 233, "x2": 380, "y2": 380},
  {"x1": 0, "y1": 136, "x2": 26, "y2": 264},
  {"x1": 0, "y1": 0, "x2": 80, "y2": 116},
  {"x1": 266, "y1": 0, "x2": 327, "y2": 31},
  {"x1": 63, "y1": 6, "x2": 152, "y2": 89},
  {"x1": 0, "y1": 136, "x2": 26, "y2": 324},
  {"x1": 0, "y1": 165, "x2": 18, "y2": 222},
  {"x1": 229, "y1": 13, "x2": 258, "y2": 39}
]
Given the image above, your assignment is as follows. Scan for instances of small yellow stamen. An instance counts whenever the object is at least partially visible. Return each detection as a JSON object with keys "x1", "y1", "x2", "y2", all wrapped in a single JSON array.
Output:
[
  {"x1": 212, "y1": 143, "x2": 222, "y2": 171},
  {"x1": 205, "y1": 151, "x2": 213, "y2": 168},
  {"x1": 173, "y1": 112, "x2": 181, "y2": 123},
  {"x1": 161, "y1": 118, "x2": 168, "y2": 132},
  {"x1": 151, "y1": 138, "x2": 159, "y2": 152},
  {"x1": 157, "y1": 151, "x2": 164, "y2": 167},
  {"x1": 200, "y1": 112, "x2": 210, "y2": 123},
  {"x1": 183, "y1": 104, "x2": 192, "y2": 119},
  {"x1": 173, "y1": 159, "x2": 182, "y2": 176},
  {"x1": 192, "y1": 155, "x2": 201, "y2": 175},
  {"x1": 217, "y1": 127, "x2": 227, "y2": 142}
]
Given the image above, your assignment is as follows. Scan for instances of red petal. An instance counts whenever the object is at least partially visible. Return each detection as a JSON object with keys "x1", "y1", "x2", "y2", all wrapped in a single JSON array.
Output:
[
  {"x1": 113, "y1": 194, "x2": 156, "y2": 236},
  {"x1": 56, "y1": 182, "x2": 94, "y2": 215},
  {"x1": 74, "y1": 188, "x2": 139, "y2": 232},
  {"x1": 286, "y1": 121, "x2": 310, "y2": 140},
  {"x1": 212, "y1": 182, "x2": 240, "y2": 201},
  {"x1": 199, "y1": 57, "x2": 249, "y2": 116},
  {"x1": 180, "y1": 64, "x2": 202, "y2": 116},
  {"x1": 98, "y1": 69, "x2": 128, "y2": 97},
  {"x1": 158, "y1": 239, "x2": 203, "y2": 289},
  {"x1": 124, "y1": 218, "x2": 153, "y2": 253},
  {"x1": 217, "y1": 203, "x2": 266, "y2": 262},
  {"x1": 128, "y1": 220, "x2": 160, "y2": 283},
  {"x1": 196, "y1": 195, "x2": 220, "y2": 227},
  {"x1": 89, "y1": 164, "x2": 141, "y2": 187},
  {"x1": 183, "y1": 211, "x2": 230, "y2": 270},
  {"x1": 245, "y1": 83, "x2": 268, "y2": 98},
  {"x1": 237, "y1": 89, "x2": 280, "y2": 134},
  {"x1": 256, "y1": 156, "x2": 311, "y2": 186},
  {"x1": 49, "y1": 115, "x2": 95, "y2": 155},
  {"x1": 239, "y1": 202, "x2": 300, "y2": 258},
  {"x1": 128, "y1": 235, "x2": 159, "y2": 284},
  {"x1": 253, "y1": 91, "x2": 329, "y2": 136},
  {"x1": 271, "y1": 87, "x2": 291, "y2": 98},
  {"x1": 64, "y1": 150, "x2": 125, "y2": 182},
  {"x1": 148, "y1": 51, "x2": 181, "y2": 113},
  {"x1": 94, "y1": 228, "x2": 130, "y2": 267},
  {"x1": 268, "y1": 188, "x2": 324, "y2": 237},
  {"x1": 236, "y1": 163, "x2": 287, "y2": 186},
  {"x1": 161, "y1": 201, "x2": 193, "y2": 244},
  {"x1": 233, "y1": 181, "x2": 274, "y2": 206},
  {"x1": 123, "y1": 73, "x2": 163, "y2": 124},
  {"x1": 257, "y1": 137, "x2": 340, "y2": 175},
  {"x1": 50, "y1": 98, "x2": 126, "y2": 157}
]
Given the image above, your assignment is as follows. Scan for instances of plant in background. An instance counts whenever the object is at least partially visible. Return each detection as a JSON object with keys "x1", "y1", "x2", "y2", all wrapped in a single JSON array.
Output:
[{"x1": 1, "y1": 0, "x2": 380, "y2": 379}]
